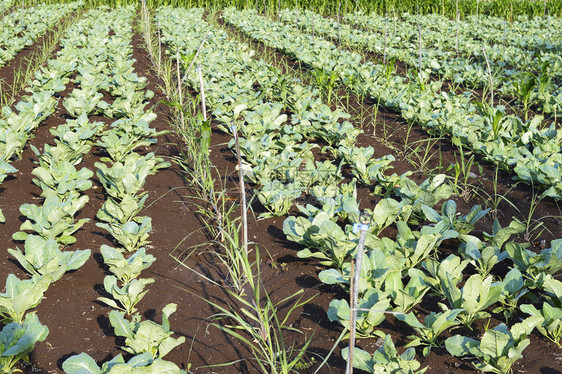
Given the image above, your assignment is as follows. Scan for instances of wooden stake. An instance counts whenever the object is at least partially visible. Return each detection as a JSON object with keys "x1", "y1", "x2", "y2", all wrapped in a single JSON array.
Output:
[
  {"x1": 176, "y1": 50, "x2": 184, "y2": 124},
  {"x1": 382, "y1": 13, "x2": 388, "y2": 65},
  {"x1": 337, "y1": 2, "x2": 341, "y2": 47},
  {"x1": 311, "y1": 7, "x2": 315, "y2": 37},
  {"x1": 197, "y1": 63, "x2": 207, "y2": 121},
  {"x1": 476, "y1": 0, "x2": 479, "y2": 23},
  {"x1": 181, "y1": 35, "x2": 208, "y2": 84},
  {"x1": 157, "y1": 23, "x2": 161, "y2": 75},
  {"x1": 345, "y1": 219, "x2": 370, "y2": 374},
  {"x1": 417, "y1": 5, "x2": 422, "y2": 76},
  {"x1": 232, "y1": 127, "x2": 248, "y2": 256},
  {"x1": 392, "y1": 6, "x2": 396, "y2": 34},
  {"x1": 502, "y1": 20, "x2": 506, "y2": 56},
  {"x1": 456, "y1": 5, "x2": 459, "y2": 53},
  {"x1": 482, "y1": 46, "x2": 494, "y2": 106}
]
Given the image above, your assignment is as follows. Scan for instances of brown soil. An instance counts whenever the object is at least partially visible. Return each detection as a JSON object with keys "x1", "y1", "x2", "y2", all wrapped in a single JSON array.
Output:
[{"x1": 0, "y1": 11, "x2": 560, "y2": 374}]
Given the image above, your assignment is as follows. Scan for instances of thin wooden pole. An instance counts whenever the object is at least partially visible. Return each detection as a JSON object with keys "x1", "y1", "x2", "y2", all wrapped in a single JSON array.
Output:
[
  {"x1": 482, "y1": 46, "x2": 494, "y2": 106},
  {"x1": 176, "y1": 50, "x2": 184, "y2": 124},
  {"x1": 345, "y1": 220, "x2": 369, "y2": 374},
  {"x1": 197, "y1": 63, "x2": 207, "y2": 122},
  {"x1": 417, "y1": 5, "x2": 422, "y2": 76},
  {"x1": 382, "y1": 13, "x2": 388, "y2": 65}
]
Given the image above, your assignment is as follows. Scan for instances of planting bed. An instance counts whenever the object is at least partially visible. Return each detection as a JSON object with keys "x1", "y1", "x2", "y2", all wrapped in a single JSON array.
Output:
[{"x1": 0, "y1": 4, "x2": 560, "y2": 374}]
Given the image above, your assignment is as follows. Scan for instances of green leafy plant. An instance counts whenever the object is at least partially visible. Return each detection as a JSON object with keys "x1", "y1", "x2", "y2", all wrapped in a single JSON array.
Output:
[
  {"x1": 492, "y1": 268, "x2": 531, "y2": 322},
  {"x1": 97, "y1": 195, "x2": 148, "y2": 225},
  {"x1": 8, "y1": 235, "x2": 90, "y2": 283},
  {"x1": 422, "y1": 200, "x2": 488, "y2": 235},
  {"x1": 458, "y1": 219, "x2": 525, "y2": 277},
  {"x1": 445, "y1": 316, "x2": 543, "y2": 374},
  {"x1": 506, "y1": 239, "x2": 562, "y2": 287},
  {"x1": 328, "y1": 288, "x2": 390, "y2": 339},
  {"x1": 63, "y1": 87, "x2": 103, "y2": 117},
  {"x1": 0, "y1": 274, "x2": 50, "y2": 324},
  {"x1": 31, "y1": 142, "x2": 86, "y2": 168},
  {"x1": 96, "y1": 153, "x2": 169, "y2": 200},
  {"x1": 421, "y1": 254, "x2": 468, "y2": 298},
  {"x1": 96, "y1": 217, "x2": 152, "y2": 253},
  {"x1": 283, "y1": 212, "x2": 356, "y2": 268},
  {"x1": 542, "y1": 276, "x2": 562, "y2": 308},
  {"x1": 109, "y1": 304, "x2": 185, "y2": 358},
  {"x1": 101, "y1": 246, "x2": 155, "y2": 284},
  {"x1": 62, "y1": 352, "x2": 186, "y2": 374},
  {"x1": 256, "y1": 179, "x2": 302, "y2": 218},
  {"x1": 12, "y1": 194, "x2": 89, "y2": 245},
  {"x1": 378, "y1": 173, "x2": 453, "y2": 221},
  {"x1": 319, "y1": 247, "x2": 400, "y2": 294},
  {"x1": 338, "y1": 146, "x2": 394, "y2": 184},
  {"x1": 97, "y1": 275, "x2": 154, "y2": 316},
  {"x1": 31, "y1": 161, "x2": 93, "y2": 200},
  {"x1": 386, "y1": 269, "x2": 430, "y2": 313},
  {"x1": 50, "y1": 113, "x2": 104, "y2": 143},
  {"x1": 396, "y1": 308, "x2": 463, "y2": 356},
  {"x1": 521, "y1": 302, "x2": 562, "y2": 347},
  {"x1": 440, "y1": 273, "x2": 502, "y2": 328},
  {"x1": 342, "y1": 334, "x2": 426, "y2": 374},
  {"x1": 390, "y1": 220, "x2": 458, "y2": 270},
  {"x1": 0, "y1": 163, "x2": 17, "y2": 222},
  {"x1": 0, "y1": 313, "x2": 49, "y2": 374},
  {"x1": 97, "y1": 118, "x2": 168, "y2": 163}
]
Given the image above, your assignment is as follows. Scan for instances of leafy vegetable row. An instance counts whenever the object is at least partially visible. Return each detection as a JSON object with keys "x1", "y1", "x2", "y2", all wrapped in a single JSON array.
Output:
[
  {"x1": 157, "y1": 5, "x2": 562, "y2": 374},
  {"x1": 353, "y1": 12, "x2": 562, "y2": 54},
  {"x1": 42, "y1": 6, "x2": 185, "y2": 374},
  {"x1": 223, "y1": 8, "x2": 562, "y2": 201},
  {"x1": 0, "y1": 8, "x2": 128, "y2": 372},
  {"x1": 347, "y1": 11, "x2": 562, "y2": 67},
  {"x1": 0, "y1": 2, "x2": 82, "y2": 67},
  {"x1": 282, "y1": 9, "x2": 561, "y2": 114}
]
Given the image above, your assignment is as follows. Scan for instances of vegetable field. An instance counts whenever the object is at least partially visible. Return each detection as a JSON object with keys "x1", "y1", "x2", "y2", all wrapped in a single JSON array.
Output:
[{"x1": 0, "y1": 1, "x2": 561, "y2": 373}]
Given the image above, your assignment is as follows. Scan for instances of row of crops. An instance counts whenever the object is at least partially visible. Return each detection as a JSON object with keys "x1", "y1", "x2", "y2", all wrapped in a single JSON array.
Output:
[
  {"x1": 0, "y1": 1, "x2": 560, "y2": 373},
  {"x1": 282, "y1": 9, "x2": 562, "y2": 114},
  {"x1": 0, "y1": 5, "x2": 187, "y2": 373},
  {"x1": 152, "y1": 5, "x2": 562, "y2": 373},
  {"x1": 0, "y1": 2, "x2": 80, "y2": 67},
  {"x1": 344, "y1": 12, "x2": 562, "y2": 53},
  {"x1": 222, "y1": 9, "x2": 562, "y2": 202}
]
